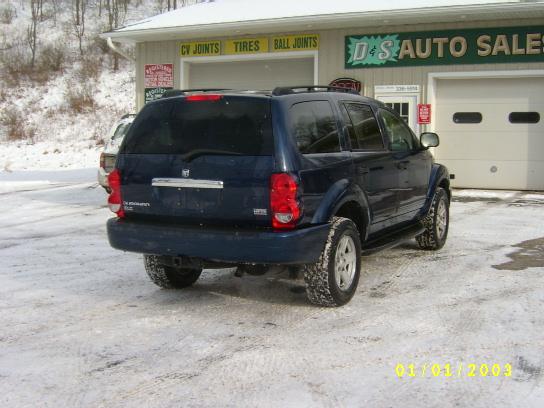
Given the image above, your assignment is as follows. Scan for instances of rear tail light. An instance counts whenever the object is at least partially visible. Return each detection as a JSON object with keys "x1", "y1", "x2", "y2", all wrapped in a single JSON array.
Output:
[
  {"x1": 107, "y1": 169, "x2": 125, "y2": 218},
  {"x1": 270, "y1": 173, "x2": 301, "y2": 230},
  {"x1": 99, "y1": 152, "x2": 105, "y2": 169},
  {"x1": 185, "y1": 94, "x2": 223, "y2": 102}
]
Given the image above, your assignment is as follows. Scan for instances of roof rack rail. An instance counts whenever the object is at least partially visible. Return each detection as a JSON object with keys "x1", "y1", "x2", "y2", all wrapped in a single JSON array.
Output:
[
  {"x1": 272, "y1": 85, "x2": 359, "y2": 96},
  {"x1": 161, "y1": 88, "x2": 232, "y2": 98}
]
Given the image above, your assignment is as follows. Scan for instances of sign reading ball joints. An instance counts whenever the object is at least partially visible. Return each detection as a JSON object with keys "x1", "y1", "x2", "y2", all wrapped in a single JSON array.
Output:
[{"x1": 346, "y1": 26, "x2": 544, "y2": 68}]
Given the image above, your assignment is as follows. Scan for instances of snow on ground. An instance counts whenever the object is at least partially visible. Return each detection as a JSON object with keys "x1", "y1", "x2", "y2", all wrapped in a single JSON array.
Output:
[
  {"x1": 0, "y1": 68, "x2": 135, "y2": 171},
  {"x1": 453, "y1": 189, "x2": 520, "y2": 199},
  {"x1": 0, "y1": 168, "x2": 96, "y2": 192},
  {"x1": 0, "y1": 175, "x2": 543, "y2": 407}
]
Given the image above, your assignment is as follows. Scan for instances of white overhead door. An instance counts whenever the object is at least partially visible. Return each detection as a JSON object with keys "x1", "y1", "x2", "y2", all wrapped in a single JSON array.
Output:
[
  {"x1": 434, "y1": 77, "x2": 544, "y2": 190},
  {"x1": 188, "y1": 58, "x2": 314, "y2": 91}
]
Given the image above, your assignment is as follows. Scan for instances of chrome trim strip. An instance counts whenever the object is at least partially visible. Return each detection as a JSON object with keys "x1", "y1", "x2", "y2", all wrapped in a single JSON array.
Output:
[{"x1": 152, "y1": 178, "x2": 224, "y2": 189}]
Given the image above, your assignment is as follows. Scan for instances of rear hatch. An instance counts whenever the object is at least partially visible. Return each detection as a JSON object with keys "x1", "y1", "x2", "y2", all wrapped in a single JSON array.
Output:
[{"x1": 117, "y1": 94, "x2": 275, "y2": 227}]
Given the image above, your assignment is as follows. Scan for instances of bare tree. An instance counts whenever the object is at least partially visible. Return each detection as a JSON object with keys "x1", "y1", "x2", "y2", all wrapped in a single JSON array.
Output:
[
  {"x1": 50, "y1": 0, "x2": 60, "y2": 26},
  {"x1": 72, "y1": 0, "x2": 87, "y2": 55},
  {"x1": 38, "y1": 0, "x2": 44, "y2": 21},
  {"x1": 74, "y1": 0, "x2": 80, "y2": 25},
  {"x1": 27, "y1": 0, "x2": 40, "y2": 68},
  {"x1": 104, "y1": 0, "x2": 127, "y2": 71}
]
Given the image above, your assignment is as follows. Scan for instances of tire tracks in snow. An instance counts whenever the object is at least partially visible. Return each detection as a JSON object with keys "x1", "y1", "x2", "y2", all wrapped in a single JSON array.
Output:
[{"x1": 95, "y1": 299, "x2": 338, "y2": 406}]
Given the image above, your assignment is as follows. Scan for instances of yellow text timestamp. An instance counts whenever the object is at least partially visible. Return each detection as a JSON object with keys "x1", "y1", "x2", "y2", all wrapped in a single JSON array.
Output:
[{"x1": 395, "y1": 363, "x2": 512, "y2": 378}]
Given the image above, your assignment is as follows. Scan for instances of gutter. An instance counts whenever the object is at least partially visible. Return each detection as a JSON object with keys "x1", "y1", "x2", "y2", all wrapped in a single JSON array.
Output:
[{"x1": 106, "y1": 37, "x2": 136, "y2": 63}]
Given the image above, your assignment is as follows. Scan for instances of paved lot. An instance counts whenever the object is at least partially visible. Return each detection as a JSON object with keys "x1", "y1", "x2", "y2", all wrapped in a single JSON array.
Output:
[{"x1": 1, "y1": 176, "x2": 543, "y2": 407}]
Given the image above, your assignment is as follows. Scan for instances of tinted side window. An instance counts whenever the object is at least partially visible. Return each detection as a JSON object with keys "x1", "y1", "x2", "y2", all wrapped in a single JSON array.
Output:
[
  {"x1": 291, "y1": 101, "x2": 340, "y2": 154},
  {"x1": 344, "y1": 103, "x2": 384, "y2": 150},
  {"x1": 379, "y1": 108, "x2": 417, "y2": 152}
]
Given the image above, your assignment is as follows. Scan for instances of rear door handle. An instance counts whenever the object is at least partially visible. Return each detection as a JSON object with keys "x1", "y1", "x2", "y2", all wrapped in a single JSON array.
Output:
[
  {"x1": 396, "y1": 160, "x2": 410, "y2": 170},
  {"x1": 358, "y1": 166, "x2": 369, "y2": 175}
]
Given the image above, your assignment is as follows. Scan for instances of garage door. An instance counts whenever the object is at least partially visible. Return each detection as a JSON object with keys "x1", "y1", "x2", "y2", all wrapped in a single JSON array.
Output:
[
  {"x1": 188, "y1": 58, "x2": 314, "y2": 91},
  {"x1": 434, "y1": 77, "x2": 544, "y2": 190}
]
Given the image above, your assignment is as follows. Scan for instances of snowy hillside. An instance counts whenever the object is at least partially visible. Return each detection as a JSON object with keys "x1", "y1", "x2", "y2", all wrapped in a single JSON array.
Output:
[{"x1": 0, "y1": 0, "x2": 199, "y2": 171}]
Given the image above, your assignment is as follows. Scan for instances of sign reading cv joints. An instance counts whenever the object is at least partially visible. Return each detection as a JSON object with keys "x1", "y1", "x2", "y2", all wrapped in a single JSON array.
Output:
[
  {"x1": 180, "y1": 34, "x2": 319, "y2": 57},
  {"x1": 346, "y1": 26, "x2": 544, "y2": 68}
]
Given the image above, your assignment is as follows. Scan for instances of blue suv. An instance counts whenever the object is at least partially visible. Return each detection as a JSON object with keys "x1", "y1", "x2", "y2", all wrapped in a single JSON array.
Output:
[{"x1": 107, "y1": 86, "x2": 451, "y2": 306}]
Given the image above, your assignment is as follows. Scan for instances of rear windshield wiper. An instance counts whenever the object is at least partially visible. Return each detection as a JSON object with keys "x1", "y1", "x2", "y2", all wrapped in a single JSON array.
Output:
[{"x1": 181, "y1": 149, "x2": 243, "y2": 162}]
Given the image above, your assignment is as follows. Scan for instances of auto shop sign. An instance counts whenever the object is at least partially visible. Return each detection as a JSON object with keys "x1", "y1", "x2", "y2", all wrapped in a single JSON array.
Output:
[
  {"x1": 144, "y1": 63, "x2": 174, "y2": 103},
  {"x1": 346, "y1": 25, "x2": 544, "y2": 68}
]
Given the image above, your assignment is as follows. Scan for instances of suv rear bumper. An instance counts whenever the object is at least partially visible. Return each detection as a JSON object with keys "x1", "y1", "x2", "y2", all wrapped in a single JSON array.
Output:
[{"x1": 107, "y1": 218, "x2": 330, "y2": 265}]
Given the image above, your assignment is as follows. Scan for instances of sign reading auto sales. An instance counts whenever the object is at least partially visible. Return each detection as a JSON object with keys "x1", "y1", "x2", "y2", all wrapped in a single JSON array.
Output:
[{"x1": 345, "y1": 26, "x2": 544, "y2": 68}]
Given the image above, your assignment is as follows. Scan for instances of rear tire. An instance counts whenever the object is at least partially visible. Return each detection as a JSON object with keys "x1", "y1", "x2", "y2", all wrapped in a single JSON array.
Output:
[
  {"x1": 303, "y1": 217, "x2": 361, "y2": 307},
  {"x1": 144, "y1": 255, "x2": 202, "y2": 289},
  {"x1": 416, "y1": 187, "x2": 449, "y2": 250}
]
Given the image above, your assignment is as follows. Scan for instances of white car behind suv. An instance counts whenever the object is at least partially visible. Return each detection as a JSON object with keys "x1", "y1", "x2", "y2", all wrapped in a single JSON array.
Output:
[{"x1": 98, "y1": 114, "x2": 135, "y2": 192}]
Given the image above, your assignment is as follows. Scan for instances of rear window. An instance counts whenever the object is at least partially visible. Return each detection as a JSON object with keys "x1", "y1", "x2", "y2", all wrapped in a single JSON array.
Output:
[{"x1": 121, "y1": 96, "x2": 273, "y2": 156}]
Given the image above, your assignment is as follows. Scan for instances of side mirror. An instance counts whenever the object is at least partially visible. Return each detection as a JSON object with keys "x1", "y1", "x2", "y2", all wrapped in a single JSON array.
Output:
[{"x1": 420, "y1": 132, "x2": 439, "y2": 148}]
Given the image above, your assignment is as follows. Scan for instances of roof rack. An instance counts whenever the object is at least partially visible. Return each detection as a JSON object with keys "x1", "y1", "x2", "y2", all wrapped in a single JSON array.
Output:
[
  {"x1": 161, "y1": 88, "x2": 232, "y2": 99},
  {"x1": 272, "y1": 85, "x2": 359, "y2": 96}
]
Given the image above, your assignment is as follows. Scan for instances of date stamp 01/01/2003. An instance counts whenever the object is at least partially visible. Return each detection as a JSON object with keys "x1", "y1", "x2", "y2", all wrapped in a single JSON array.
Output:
[{"x1": 395, "y1": 363, "x2": 512, "y2": 378}]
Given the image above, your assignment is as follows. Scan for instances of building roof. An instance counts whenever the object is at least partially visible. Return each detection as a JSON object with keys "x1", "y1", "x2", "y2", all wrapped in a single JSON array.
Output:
[{"x1": 104, "y1": 0, "x2": 544, "y2": 43}]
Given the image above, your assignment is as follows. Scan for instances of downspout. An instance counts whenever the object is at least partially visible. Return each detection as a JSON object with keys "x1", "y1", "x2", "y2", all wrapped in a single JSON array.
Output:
[
  {"x1": 106, "y1": 37, "x2": 135, "y2": 63},
  {"x1": 107, "y1": 36, "x2": 139, "y2": 110}
]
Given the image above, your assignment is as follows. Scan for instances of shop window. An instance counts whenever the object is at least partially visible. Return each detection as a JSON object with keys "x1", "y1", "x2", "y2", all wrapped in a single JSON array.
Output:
[
  {"x1": 453, "y1": 112, "x2": 482, "y2": 124},
  {"x1": 508, "y1": 112, "x2": 540, "y2": 124}
]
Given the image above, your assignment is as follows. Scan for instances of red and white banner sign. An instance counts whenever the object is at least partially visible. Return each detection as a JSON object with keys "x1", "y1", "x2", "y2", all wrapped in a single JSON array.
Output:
[
  {"x1": 144, "y1": 64, "x2": 174, "y2": 88},
  {"x1": 418, "y1": 104, "x2": 431, "y2": 124}
]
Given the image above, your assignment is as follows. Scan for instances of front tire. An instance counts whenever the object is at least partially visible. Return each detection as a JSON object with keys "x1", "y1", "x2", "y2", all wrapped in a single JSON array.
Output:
[
  {"x1": 144, "y1": 255, "x2": 202, "y2": 289},
  {"x1": 416, "y1": 187, "x2": 449, "y2": 250},
  {"x1": 304, "y1": 217, "x2": 362, "y2": 307}
]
